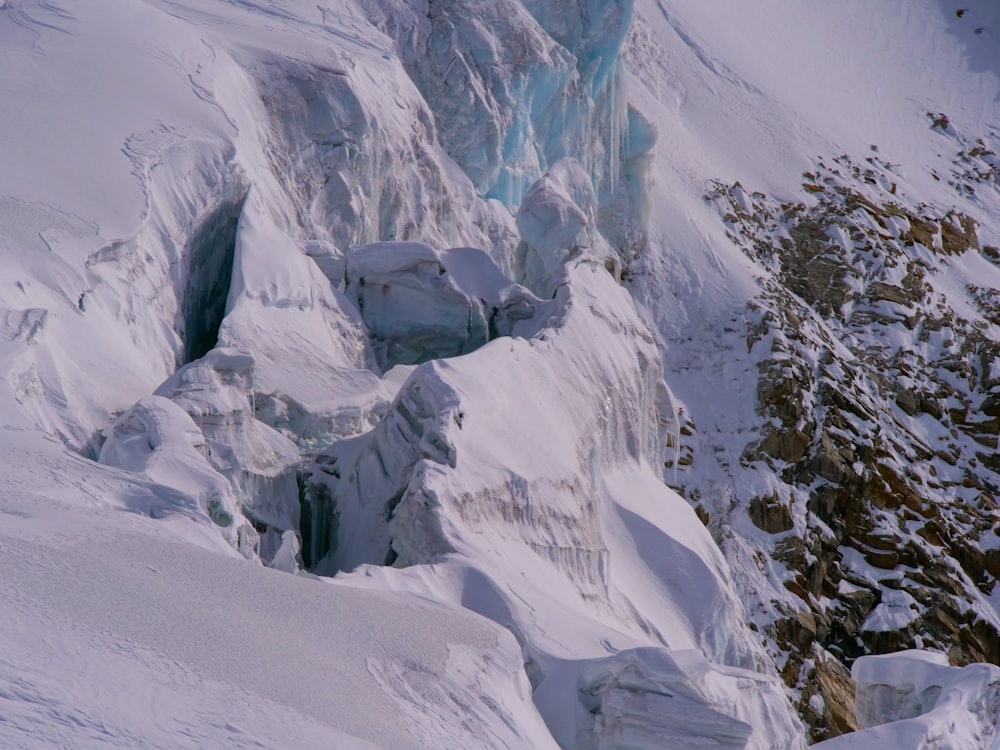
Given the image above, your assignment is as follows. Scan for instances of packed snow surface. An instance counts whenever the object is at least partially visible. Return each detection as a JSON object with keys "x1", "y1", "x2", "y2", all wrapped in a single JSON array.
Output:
[{"x1": 0, "y1": 429, "x2": 555, "y2": 749}]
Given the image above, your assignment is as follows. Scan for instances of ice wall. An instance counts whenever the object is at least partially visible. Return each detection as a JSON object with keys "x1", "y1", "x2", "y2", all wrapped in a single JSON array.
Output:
[
  {"x1": 344, "y1": 241, "x2": 541, "y2": 369},
  {"x1": 180, "y1": 175, "x2": 247, "y2": 363},
  {"x1": 515, "y1": 157, "x2": 619, "y2": 296},
  {"x1": 100, "y1": 349, "x2": 302, "y2": 562},
  {"x1": 359, "y1": 0, "x2": 652, "y2": 269},
  {"x1": 0, "y1": 0, "x2": 807, "y2": 744},
  {"x1": 152, "y1": 350, "x2": 300, "y2": 555}
]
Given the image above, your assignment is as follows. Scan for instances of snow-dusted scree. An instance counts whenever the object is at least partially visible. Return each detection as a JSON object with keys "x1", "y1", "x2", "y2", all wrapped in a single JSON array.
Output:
[{"x1": 3, "y1": 0, "x2": 1000, "y2": 747}]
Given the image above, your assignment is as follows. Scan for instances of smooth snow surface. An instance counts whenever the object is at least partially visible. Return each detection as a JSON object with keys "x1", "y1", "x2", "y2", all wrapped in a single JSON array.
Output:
[
  {"x1": 3, "y1": 0, "x2": 1000, "y2": 747},
  {"x1": 0, "y1": 430, "x2": 553, "y2": 749}
]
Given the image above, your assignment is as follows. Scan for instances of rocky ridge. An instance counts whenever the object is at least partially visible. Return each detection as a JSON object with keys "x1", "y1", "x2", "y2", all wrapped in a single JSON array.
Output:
[{"x1": 670, "y1": 126, "x2": 1000, "y2": 740}]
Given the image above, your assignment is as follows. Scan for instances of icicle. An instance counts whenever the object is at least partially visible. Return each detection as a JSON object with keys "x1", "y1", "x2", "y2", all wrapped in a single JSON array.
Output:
[
  {"x1": 673, "y1": 410, "x2": 681, "y2": 488},
  {"x1": 606, "y1": 58, "x2": 628, "y2": 190}
]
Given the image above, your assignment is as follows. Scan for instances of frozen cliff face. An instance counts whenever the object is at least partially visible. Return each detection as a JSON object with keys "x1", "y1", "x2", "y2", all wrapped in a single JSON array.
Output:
[
  {"x1": 150, "y1": 349, "x2": 300, "y2": 560},
  {"x1": 578, "y1": 648, "x2": 754, "y2": 750},
  {"x1": 515, "y1": 157, "x2": 619, "y2": 296},
  {"x1": 9, "y1": 0, "x2": 1000, "y2": 746},
  {"x1": 358, "y1": 0, "x2": 651, "y2": 268}
]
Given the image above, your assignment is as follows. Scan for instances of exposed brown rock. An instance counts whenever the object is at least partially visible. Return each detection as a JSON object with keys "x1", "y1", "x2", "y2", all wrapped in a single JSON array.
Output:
[
  {"x1": 749, "y1": 493, "x2": 794, "y2": 533},
  {"x1": 895, "y1": 388, "x2": 918, "y2": 415},
  {"x1": 813, "y1": 651, "x2": 859, "y2": 739},
  {"x1": 759, "y1": 428, "x2": 811, "y2": 464}
]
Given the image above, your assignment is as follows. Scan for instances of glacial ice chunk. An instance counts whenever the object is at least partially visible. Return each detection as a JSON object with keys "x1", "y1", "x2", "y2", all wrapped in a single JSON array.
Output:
[
  {"x1": 814, "y1": 650, "x2": 1000, "y2": 750},
  {"x1": 154, "y1": 348, "x2": 300, "y2": 555},
  {"x1": 852, "y1": 650, "x2": 956, "y2": 729},
  {"x1": 98, "y1": 395, "x2": 247, "y2": 545},
  {"x1": 578, "y1": 648, "x2": 752, "y2": 750},
  {"x1": 269, "y1": 530, "x2": 302, "y2": 573},
  {"x1": 515, "y1": 158, "x2": 618, "y2": 296},
  {"x1": 344, "y1": 241, "x2": 542, "y2": 370}
]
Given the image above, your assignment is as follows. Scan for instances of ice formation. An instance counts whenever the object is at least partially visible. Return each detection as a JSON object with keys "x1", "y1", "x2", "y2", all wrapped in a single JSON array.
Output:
[
  {"x1": 813, "y1": 650, "x2": 1000, "y2": 749},
  {"x1": 306, "y1": 252, "x2": 803, "y2": 747},
  {"x1": 344, "y1": 241, "x2": 542, "y2": 369},
  {"x1": 154, "y1": 349, "x2": 301, "y2": 557},
  {"x1": 515, "y1": 158, "x2": 619, "y2": 296}
]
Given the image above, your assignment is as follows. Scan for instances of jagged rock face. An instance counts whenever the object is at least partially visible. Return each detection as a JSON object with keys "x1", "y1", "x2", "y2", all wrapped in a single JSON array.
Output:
[{"x1": 686, "y1": 143, "x2": 1000, "y2": 740}]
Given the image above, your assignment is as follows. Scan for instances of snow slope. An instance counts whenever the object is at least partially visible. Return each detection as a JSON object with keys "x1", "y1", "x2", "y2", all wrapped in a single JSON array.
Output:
[
  {"x1": 622, "y1": 0, "x2": 1000, "y2": 740},
  {"x1": 3, "y1": 0, "x2": 1000, "y2": 747},
  {"x1": 0, "y1": 423, "x2": 554, "y2": 749}
]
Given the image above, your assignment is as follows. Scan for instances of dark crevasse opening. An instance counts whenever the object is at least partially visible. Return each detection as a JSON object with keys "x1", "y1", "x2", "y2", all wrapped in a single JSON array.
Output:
[
  {"x1": 298, "y1": 467, "x2": 339, "y2": 570},
  {"x1": 181, "y1": 178, "x2": 248, "y2": 364}
]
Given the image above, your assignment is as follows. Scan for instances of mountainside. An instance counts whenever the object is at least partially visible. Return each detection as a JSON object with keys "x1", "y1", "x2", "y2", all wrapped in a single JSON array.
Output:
[{"x1": 1, "y1": 0, "x2": 999, "y2": 748}]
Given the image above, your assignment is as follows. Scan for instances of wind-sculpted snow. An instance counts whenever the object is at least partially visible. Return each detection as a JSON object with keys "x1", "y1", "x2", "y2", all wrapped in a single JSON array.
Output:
[
  {"x1": 579, "y1": 648, "x2": 754, "y2": 750},
  {"x1": 0, "y1": 0, "x2": 803, "y2": 744},
  {"x1": 154, "y1": 349, "x2": 301, "y2": 556},
  {"x1": 307, "y1": 253, "x2": 804, "y2": 747},
  {"x1": 516, "y1": 158, "x2": 620, "y2": 296},
  {"x1": 8, "y1": 0, "x2": 1000, "y2": 745}
]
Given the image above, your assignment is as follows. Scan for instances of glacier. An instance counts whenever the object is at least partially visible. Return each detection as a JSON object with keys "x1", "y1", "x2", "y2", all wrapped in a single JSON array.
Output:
[{"x1": 2, "y1": 0, "x2": 1000, "y2": 748}]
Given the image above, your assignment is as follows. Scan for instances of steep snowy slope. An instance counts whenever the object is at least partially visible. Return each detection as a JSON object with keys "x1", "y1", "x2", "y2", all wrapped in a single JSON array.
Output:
[
  {"x1": 2, "y1": 0, "x2": 1000, "y2": 747},
  {"x1": 0, "y1": 417, "x2": 557, "y2": 749},
  {"x1": 622, "y1": 0, "x2": 1000, "y2": 740}
]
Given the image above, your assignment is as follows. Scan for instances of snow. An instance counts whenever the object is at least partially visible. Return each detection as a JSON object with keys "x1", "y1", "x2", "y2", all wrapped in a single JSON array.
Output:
[
  {"x1": 344, "y1": 241, "x2": 541, "y2": 369},
  {"x1": 0, "y1": 446, "x2": 554, "y2": 749},
  {"x1": 309, "y1": 256, "x2": 803, "y2": 746},
  {"x1": 859, "y1": 589, "x2": 921, "y2": 634},
  {"x1": 516, "y1": 158, "x2": 618, "y2": 296},
  {"x1": 3, "y1": 0, "x2": 1000, "y2": 746}
]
